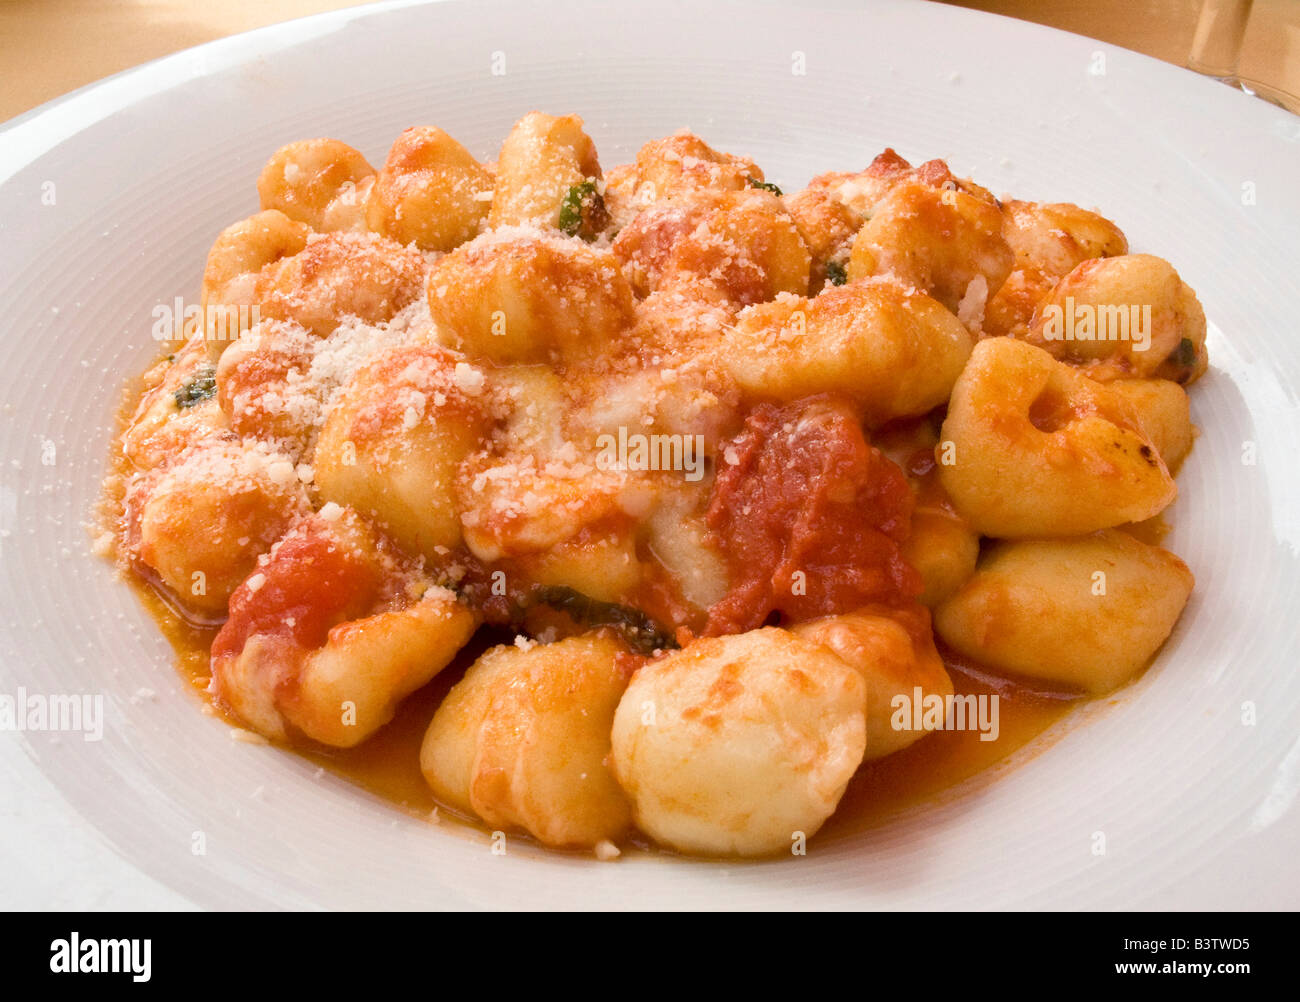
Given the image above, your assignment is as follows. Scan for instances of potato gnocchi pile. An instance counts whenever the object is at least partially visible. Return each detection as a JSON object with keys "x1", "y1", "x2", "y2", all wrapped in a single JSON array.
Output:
[{"x1": 110, "y1": 113, "x2": 1203, "y2": 858}]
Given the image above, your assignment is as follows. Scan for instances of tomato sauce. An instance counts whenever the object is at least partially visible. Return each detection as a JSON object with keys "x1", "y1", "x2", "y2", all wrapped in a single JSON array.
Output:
[
  {"x1": 212, "y1": 516, "x2": 382, "y2": 660},
  {"x1": 703, "y1": 395, "x2": 921, "y2": 635}
]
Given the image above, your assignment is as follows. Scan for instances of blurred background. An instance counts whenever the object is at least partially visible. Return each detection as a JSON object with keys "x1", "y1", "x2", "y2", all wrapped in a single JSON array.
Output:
[{"x1": 1, "y1": 0, "x2": 1297, "y2": 122}]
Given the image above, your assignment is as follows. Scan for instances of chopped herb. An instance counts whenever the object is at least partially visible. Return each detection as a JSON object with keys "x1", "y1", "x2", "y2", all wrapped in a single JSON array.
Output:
[
  {"x1": 533, "y1": 585, "x2": 678, "y2": 656},
  {"x1": 825, "y1": 260, "x2": 848, "y2": 286},
  {"x1": 1173, "y1": 337, "x2": 1196, "y2": 367},
  {"x1": 165, "y1": 354, "x2": 175, "y2": 363},
  {"x1": 174, "y1": 366, "x2": 217, "y2": 408},
  {"x1": 557, "y1": 180, "x2": 607, "y2": 240},
  {"x1": 747, "y1": 176, "x2": 783, "y2": 196}
]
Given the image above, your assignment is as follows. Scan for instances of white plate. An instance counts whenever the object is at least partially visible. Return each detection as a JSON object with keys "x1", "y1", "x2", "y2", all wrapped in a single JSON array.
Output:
[{"x1": 1, "y1": 0, "x2": 1298, "y2": 910}]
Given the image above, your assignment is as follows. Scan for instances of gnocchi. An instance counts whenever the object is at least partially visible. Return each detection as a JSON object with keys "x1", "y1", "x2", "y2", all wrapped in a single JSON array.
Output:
[
  {"x1": 488, "y1": 112, "x2": 605, "y2": 235},
  {"x1": 314, "y1": 344, "x2": 496, "y2": 559},
  {"x1": 1000, "y1": 199, "x2": 1128, "y2": 279},
  {"x1": 366, "y1": 126, "x2": 493, "y2": 250},
  {"x1": 254, "y1": 231, "x2": 426, "y2": 337},
  {"x1": 938, "y1": 337, "x2": 1176, "y2": 537},
  {"x1": 611, "y1": 188, "x2": 810, "y2": 305},
  {"x1": 1024, "y1": 254, "x2": 1208, "y2": 383},
  {"x1": 105, "y1": 114, "x2": 1206, "y2": 861},
  {"x1": 121, "y1": 330, "x2": 228, "y2": 471},
  {"x1": 848, "y1": 176, "x2": 1014, "y2": 313},
  {"x1": 426, "y1": 229, "x2": 635, "y2": 365},
  {"x1": 257, "y1": 138, "x2": 375, "y2": 232},
  {"x1": 610, "y1": 628, "x2": 867, "y2": 857},
  {"x1": 934, "y1": 531, "x2": 1194, "y2": 694},
  {"x1": 210, "y1": 507, "x2": 477, "y2": 745},
  {"x1": 792, "y1": 603, "x2": 954, "y2": 760},
  {"x1": 200, "y1": 209, "x2": 309, "y2": 360},
  {"x1": 719, "y1": 277, "x2": 974, "y2": 425},
  {"x1": 126, "y1": 439, "x2": 309, "y2": 615},
  {"x1": 421, "y1": 631, "x2": 632, "y2": 848}
]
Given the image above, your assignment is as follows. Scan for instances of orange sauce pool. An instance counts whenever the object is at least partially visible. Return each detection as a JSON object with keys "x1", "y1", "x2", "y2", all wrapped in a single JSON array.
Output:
[
  {"x1": 820, "y1": 645, "x2": 1077, "y2": 840},
  {"x1": 132, "y1": 576, "x2": 1083, "y2": 849}
]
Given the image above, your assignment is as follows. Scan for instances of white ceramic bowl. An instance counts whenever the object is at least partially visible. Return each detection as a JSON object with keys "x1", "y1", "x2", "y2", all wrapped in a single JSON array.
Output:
[{"x1": 1, "y1": 0, "x2": 1298, "y2": 909}]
